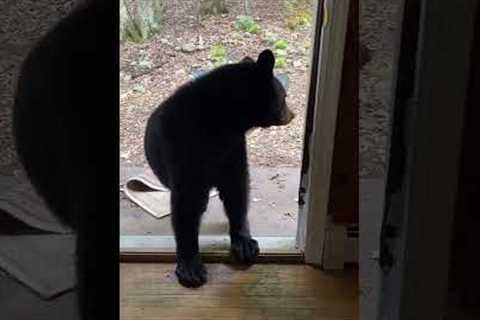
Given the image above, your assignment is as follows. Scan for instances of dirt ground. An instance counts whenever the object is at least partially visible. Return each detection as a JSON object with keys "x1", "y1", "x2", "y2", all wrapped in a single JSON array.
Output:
[{"x1": 120, "y1": 0, "x2": 314, "y2": 168}]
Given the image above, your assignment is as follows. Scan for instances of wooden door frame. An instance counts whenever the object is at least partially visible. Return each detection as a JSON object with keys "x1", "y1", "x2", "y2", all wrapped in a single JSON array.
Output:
[
  {"x1": 120, "y1": 0, "x2": 353, "y2": 265},
  {"x1": 296, "y1": 0, "x2": 352, "y2": 267},
  {"x1": 377, "y1": 1, "x2": 478, "y2": 319}
]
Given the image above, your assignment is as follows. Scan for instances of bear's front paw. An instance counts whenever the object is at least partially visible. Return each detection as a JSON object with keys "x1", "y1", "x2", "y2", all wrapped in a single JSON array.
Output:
[
  {"x1": 231, "y1": 235, "x2": 259, "y2": 265},
  {"x1": 175, "y1": 259, "x2": 207, "y2": 288}
]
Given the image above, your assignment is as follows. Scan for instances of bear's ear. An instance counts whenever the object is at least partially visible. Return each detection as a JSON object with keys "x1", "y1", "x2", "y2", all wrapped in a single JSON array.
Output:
[
  {"x1": 242, "y1": 56, "x2": 255, "y2": 63},
  {"x1": 257, "y1": 49, "x2": 275, "y2": 74}
]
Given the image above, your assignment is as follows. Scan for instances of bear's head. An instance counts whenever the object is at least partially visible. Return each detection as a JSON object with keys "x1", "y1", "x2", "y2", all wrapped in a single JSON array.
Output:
[{"x1": 242, "y1": 50, "x2": 295, "y2": 128}]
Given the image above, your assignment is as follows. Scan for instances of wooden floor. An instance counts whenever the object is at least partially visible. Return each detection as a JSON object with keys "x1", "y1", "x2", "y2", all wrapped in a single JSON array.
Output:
[{"x1": 121, "y1": 263, "x2": 358, "y2": 320}]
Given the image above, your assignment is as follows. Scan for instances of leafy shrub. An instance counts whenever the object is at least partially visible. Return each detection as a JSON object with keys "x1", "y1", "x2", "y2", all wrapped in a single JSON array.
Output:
[
  {"x1": 209, "y1": 44, "x2": 227, "y2": 66},
  {"x1": 234, "y1": 15, "x2": 260, "y2": 34},
  {"x1": 273, "y1": 39, "x2": 289, "y2": 50},
  {"x1": 286, "y1": 12, "x2": 312, "y2": 30},
  {"x1": 275, "y1": 56, "x2": 287, "y2": 69},
  {"x1": 274, "y1": 48, "x2": 287, "y2": 57},
  {"x1": 285, "y1": 0, "x2": 313, "y2": 30}
]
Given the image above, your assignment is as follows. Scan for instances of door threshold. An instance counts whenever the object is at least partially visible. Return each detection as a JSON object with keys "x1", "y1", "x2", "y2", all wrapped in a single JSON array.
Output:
[{"x1": 120, "y1": 235, "x2": 304, "y2": 263}]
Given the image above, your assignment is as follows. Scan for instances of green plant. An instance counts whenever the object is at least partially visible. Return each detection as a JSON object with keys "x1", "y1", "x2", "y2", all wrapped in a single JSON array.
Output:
[
  {"x1": 234, "y1": 15, "x2": 260, "y2": 34},
  {"x1": 275, "y1": 56, "x2": 287, "y2": 69},
  {"x1": 285, "y1": 0, "x2": 313, "y2": 30},
  {"x1": 209, "y1": 44, "x2": 227, "y2": 67},
  {"x1": 210, "y1": 44, "x2": 226, "y2": 61},
  {"x1": 286, "y1": 12, "x2": 312, "y2": 30},
  {"x1": 274, "y1": 48, "x2": 287, "y2": 57},
  {"x1": 273, "y1": 39, "x2": 289, "y2": 50}
]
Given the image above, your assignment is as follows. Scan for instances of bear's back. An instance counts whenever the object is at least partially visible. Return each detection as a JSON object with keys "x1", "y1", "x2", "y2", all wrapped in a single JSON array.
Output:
[{"x1": 153, "y1": 62, "x2": 260, "y2": 139}]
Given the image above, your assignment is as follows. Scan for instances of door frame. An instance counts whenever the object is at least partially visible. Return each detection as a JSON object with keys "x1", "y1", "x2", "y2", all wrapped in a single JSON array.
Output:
[
  {"x1": 377, "y1": 1, "x2": 478, "y2": 319},
  {"x1": 296, "y1": 0, "x2": 352, "y2": 266},
  {"x1": 120, "y1": 0, "x2": 353, "y2": 266}
]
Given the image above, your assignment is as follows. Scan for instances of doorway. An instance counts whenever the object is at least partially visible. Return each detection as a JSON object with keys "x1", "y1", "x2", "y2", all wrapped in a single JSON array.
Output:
[{"x1": 119, "y1": 0, "x2": 357, "y2": 268}]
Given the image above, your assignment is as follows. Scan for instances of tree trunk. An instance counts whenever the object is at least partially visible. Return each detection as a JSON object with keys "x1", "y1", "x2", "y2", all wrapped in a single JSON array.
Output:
[
  {"x1": 200, "y1": 0, "x2": 228, "y2": 16},
  {"x1": 120, "y1": 0, "x2": 165, "y2": 43},
  {"x1": 244, "y1": 0, "x2": 250, "y2": 15}
]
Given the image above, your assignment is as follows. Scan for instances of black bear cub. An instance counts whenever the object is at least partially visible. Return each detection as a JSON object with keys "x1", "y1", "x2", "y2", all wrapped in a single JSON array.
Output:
[{"x1": 144, "y1": 49, "x2": 295, "y2": 288}]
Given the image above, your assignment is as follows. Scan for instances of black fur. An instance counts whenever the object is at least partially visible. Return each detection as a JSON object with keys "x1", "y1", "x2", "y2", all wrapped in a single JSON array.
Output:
[
  {"x1": 144, "y1": 49, "x2": 294, "y2": 288},
  {"x1": 13, "y1": 1, "x2": 117, "y2": 319}
]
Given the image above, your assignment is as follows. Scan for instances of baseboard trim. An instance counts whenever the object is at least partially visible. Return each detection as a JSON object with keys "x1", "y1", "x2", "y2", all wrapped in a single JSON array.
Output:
[{"x1": 322, "y1": 223, "x2": 358, "y2": 269}]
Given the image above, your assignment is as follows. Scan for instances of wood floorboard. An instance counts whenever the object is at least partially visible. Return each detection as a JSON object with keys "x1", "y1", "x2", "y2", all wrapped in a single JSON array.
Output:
[{"x1": 121, "y1": 263, "x2": 358, "y2": 320}]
